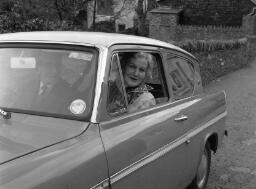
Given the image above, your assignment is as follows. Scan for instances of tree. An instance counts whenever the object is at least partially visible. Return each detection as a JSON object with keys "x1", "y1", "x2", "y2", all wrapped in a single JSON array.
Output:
[{"x1": 135, "y1": 0, "x2": 158, "y2": 36}]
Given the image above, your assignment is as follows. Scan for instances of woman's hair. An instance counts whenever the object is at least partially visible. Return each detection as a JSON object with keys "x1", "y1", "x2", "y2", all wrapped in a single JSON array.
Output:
[{"x1": 123, "y1": 52, "x2": 154, "y2": 78}]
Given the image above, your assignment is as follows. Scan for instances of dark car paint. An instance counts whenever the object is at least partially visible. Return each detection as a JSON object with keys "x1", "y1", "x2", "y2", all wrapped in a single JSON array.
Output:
[
  {"x1": 0, "y1": 123, "x2": 109, "y2": 189},
  {"x1": 0, "y1": 113, "x2": 89, "y2": 164},
  {"x1": 99, "y1": 91, "x2": 226, "y2": 189}
]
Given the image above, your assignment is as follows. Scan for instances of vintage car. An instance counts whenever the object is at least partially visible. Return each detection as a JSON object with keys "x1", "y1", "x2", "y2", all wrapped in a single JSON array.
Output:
[{"x1": 0, "y1": 32, "x2": 227, "y2": 189}]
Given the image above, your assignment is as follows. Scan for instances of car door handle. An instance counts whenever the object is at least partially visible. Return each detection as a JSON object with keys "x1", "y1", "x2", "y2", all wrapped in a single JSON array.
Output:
[{"x1": 174, "y1": 115, "x2": 188, "y2": 121}]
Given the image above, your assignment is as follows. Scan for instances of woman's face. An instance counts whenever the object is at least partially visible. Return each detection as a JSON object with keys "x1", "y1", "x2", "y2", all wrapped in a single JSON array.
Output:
[{"x1": 124, "y1": 57, "x2": 148, "y2": 87}]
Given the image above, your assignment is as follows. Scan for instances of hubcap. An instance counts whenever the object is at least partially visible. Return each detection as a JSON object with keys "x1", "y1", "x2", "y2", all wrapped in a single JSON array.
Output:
[{"x1": 196, "y1": 150, "x2": 208, "y2": 188}]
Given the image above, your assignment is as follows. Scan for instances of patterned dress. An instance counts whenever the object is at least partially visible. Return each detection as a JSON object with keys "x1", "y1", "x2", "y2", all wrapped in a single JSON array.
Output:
[
  {"x1": 126, "y1": 84, "x2": 156, "y2": 112},
  {"x1": 108, "y1": 82, "x2": 156, "y2": 114}
]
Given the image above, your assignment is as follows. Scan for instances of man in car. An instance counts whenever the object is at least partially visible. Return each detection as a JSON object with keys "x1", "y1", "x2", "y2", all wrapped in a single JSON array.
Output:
[{"x1": 34, "y1": 53, "x2": 87, "y2": 115}]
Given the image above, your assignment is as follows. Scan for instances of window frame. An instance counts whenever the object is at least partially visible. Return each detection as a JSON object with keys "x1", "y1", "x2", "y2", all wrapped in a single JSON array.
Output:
[
  {"x1": 106, "y1": 53, "x2": 128, "y2": 116},
  {"x1": 105, "y1": 46, "x2": 170, "y2": 118},
  {"x1": 0, "y1": 42, "x2": 99, "y2": 121},
  {"x1": 162, "y1": 48, "x2": 198, "y2": 101}
]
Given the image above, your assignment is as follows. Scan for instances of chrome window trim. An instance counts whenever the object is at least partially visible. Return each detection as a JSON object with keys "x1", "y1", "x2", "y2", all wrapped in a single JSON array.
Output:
[
  {"x1": 100, "y1": 95, "x2": 197, "y2": 125},
  {"x1": 165, "y1": 52, "x2": 197, "y2": 99},
  {"x1": 0, "y1": 40, "x2": 96, "y2": 47},
  {"x1": 91, "y1": 47, "x2": 109, "y2": 123},
  {"x1": 109, "y1": 111, "x2": 227, "y2": 184}
]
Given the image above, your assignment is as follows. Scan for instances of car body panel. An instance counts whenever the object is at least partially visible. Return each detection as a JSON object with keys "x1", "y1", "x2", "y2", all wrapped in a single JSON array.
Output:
[
  {"x1": 0, "y1": 123, "x2": 109, "y2": 189},
  {"x1": 0, "y1": 113, "x2": 88, "y2": 164},
  {"x1": 99, "y1": 91, "x2": 226, "y2": 189}
]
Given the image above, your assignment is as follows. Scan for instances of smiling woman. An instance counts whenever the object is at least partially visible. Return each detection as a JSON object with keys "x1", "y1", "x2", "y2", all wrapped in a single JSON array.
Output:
[
  {"x1": 107, "y1": 51, "x2": 169, "y2": 114},
  {"x1": 122, "y1": 52, "x2": 156, "y2": 112}
]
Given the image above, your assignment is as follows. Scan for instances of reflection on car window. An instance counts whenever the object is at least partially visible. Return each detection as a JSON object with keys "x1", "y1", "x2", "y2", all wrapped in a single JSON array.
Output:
[
  {"x1": 107, "y1": 51, "x2": 169, "y2": 116},
  {"x1": 0, "y1": 47, "x2": 97, "y2": 119},
  {"x1": 166, "y1": 54, "x2": 195, "y2": 101},
  {"x1": 107, "y1": 54, "x2": 127, "y2": 114}
]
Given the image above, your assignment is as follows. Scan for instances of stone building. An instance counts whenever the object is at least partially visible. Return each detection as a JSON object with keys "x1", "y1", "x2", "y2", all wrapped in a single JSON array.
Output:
[
  {"x1": 87, "y1": 0, "x2": 137, "y2": 32},
  {"x1": 157, "y1": 0, "x2": 255, "y2": 26},
  {"x1": 87, "y1": 0, "x2": 158, "y2": 32}
]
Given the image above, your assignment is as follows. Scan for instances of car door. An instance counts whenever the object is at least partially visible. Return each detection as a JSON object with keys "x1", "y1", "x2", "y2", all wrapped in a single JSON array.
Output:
[
  {"x1": 161, "y1": 48, "x2": 227, "y2": 185},
  {"x1": 99, "y1": 45, "x2": 196, "y2": 189}
]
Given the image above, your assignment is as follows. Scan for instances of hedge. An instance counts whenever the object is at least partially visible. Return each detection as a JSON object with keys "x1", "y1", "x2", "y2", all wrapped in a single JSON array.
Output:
[{"x1": 175, "y1": 38, "x2": 251, "y2": 86}]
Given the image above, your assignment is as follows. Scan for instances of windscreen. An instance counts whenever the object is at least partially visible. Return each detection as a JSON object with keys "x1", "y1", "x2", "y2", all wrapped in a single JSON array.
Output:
[{"x1": 0, "y1": 45, "x2": 97, "y2": 119}]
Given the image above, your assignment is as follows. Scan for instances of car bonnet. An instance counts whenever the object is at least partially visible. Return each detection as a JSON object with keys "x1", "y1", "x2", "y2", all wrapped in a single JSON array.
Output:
[{"x1": 0, "y1": 113, "x2": 89, "y2": 164}]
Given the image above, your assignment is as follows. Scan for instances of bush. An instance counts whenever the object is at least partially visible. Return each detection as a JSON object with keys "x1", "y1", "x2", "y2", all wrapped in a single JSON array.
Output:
[
  {"x1": 0, "y1": 14, "x2": 47, "y2": 33},
  {"x1": 195, "y1": 45, "x2": 249, "y2": 86},
  {"x1": 175, "y1": 38, "x2": 248, "y2": 52},
  {"x1": 171, "y1": 38, "x2": 251, "y2": 86}
]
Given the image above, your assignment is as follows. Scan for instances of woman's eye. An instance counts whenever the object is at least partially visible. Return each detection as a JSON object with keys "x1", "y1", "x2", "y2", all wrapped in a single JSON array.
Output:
[
  {"x1": 139, "y1": 68, "x2": 145, "y2": 73},
  {"x1": 129, "y1": 65, "x2": 136, "y2": 70}
]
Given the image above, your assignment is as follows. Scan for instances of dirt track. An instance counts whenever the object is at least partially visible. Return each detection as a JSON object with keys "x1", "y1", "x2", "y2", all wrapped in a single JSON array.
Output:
[{"x1": 204, "y1": 60, "x2": 256, "y2": 189}]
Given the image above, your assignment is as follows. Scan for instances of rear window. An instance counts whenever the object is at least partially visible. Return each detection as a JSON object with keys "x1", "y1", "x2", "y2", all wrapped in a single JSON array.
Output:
[{"x1": 0, "y1": 44, "x2": 98, "y2": 120}]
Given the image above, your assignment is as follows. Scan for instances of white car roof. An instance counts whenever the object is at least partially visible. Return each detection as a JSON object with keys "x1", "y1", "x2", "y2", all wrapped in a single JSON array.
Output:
[{"x1": 0, "y1": 31, "x2": 193, "y2": 57}]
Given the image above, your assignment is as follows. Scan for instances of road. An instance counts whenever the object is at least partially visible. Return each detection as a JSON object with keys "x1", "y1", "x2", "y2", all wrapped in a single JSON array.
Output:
[{"x1": 204, "y1": 60, "x2": 256, "y2": 189}]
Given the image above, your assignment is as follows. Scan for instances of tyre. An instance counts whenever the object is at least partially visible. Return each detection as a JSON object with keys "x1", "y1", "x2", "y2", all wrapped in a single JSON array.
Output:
[{"x1": 187, "y1": 142, "x2": 211, "y2": 189}]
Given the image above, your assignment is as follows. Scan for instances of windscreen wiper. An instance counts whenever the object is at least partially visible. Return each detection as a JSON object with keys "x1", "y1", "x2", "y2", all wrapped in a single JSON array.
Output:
[{"x1": 0, "y1": 108, "x2": 11, "y2": 119}]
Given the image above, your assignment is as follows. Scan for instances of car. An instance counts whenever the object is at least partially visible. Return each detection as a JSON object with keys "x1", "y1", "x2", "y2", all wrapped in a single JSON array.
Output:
[{"x1": 0, "y1": 31, "x2": 227, "y2": 189}]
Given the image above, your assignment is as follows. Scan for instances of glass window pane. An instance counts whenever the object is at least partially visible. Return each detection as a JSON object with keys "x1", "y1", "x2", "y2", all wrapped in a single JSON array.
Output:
[
  {"x1": 166, "y1": 54, "x2": 195, "y2": 100},
  {"x1": 107, "y1": 54, "x2": 127, "y2": 114},
  {"x1": 0, "y1": 47, "x2": 97, "y2": 119}
]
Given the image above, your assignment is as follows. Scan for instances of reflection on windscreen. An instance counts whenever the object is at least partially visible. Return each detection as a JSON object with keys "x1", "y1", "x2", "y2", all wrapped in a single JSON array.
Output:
[{"x1": 0, "y1": 47, "x2": 96, "y2": 118}]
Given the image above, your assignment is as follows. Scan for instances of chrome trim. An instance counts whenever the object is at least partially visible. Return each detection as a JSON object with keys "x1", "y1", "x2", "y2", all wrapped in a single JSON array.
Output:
[
  {"x1": 90, "y1": 178, "x2": 109, "y2": 189},
  {"x1": 109, "y1": 111, "x2": 227, "y2": 184},
  {"x1": 110, "y1": 134, "x2": 188, "y2": 184},
  {"x1": 0, "y1": 40, "x2": 96, "y2": 47},
  {"x1": 186, "y1": 111, "x2": 228, "y2": 139},
  {"x1": 91, "y1": 47, "x2": 109, "y2": 123},
  {"x1": 101, "y1": 98, "x2": 201, "y2": 125}
]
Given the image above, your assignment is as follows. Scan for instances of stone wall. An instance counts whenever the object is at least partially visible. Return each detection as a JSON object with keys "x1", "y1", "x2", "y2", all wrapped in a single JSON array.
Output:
[
  {"x1": 148, "y1": 7, "x2": 256, "y2": 42},
  {"x1": 147, "y1": 8, "x2": 181, "y2": 41},
  {"x1": 175, "y1": 25, "x2": 244, "y2": 41},
  {"x1": 148, "y1": 6, "x2": 256, "y2": 85},
  {"x1": 158, "y1": 0, "x2": 255, "y2": 26}
]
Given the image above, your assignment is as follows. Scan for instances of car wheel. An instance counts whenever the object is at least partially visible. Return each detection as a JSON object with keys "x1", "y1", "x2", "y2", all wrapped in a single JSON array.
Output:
[{"x1": 188, "y1": 142, "x2": 211, "y2": 189}]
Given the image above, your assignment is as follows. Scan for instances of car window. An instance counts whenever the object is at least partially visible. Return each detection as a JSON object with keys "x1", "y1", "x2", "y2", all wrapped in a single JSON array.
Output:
[
  {"x1": 0, "y1": 46, "x2": 97, "y2": 119},
  {"x1": 107, "y1": 51, "x2": 169, "y2": 115},
  {"x1": 166, "y1": 53, "x2": 195, "y2": 101},
  {"x1": 107, "y1": 54, "x2": 127, "y2": 115}
]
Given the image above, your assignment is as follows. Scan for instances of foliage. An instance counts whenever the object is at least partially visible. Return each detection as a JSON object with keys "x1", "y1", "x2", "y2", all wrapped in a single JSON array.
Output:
[
  {"x1": 0, "y1": 0, "x2": 90, "y2": 33},
  {"x1": 172, "y1": 38, "x2": 252, "y2": 85},
  {"x1": 53, "y1": 0, "x2": 89, "y2": 23},
  {"x1": 135, "y1": 0, "x2": 158, "y2": 36},
  {"x1": 190, "y1": 40, "x2": 250, "y2": 86},
  {"x1": 175, "y1": 38, "x2": 248, "y2": 52},
  {"x1": 0, "y1": 14, "x2": 45, "y2": 33}
]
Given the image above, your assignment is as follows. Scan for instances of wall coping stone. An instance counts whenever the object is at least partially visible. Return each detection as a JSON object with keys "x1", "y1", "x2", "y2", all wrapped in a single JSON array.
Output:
[{"x1": 149, "y1": 7, "x2": 182, "y2": 14}]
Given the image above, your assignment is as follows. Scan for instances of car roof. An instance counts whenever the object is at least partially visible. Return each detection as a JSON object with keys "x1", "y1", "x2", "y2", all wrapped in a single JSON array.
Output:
[{"x1": 0, "y1": 31, "x2": 193, "y2": 57}]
